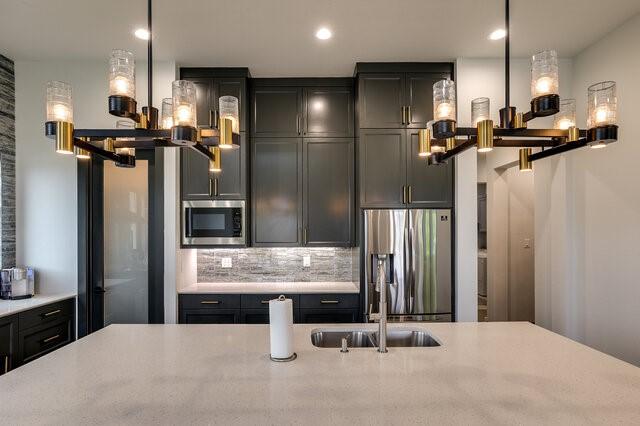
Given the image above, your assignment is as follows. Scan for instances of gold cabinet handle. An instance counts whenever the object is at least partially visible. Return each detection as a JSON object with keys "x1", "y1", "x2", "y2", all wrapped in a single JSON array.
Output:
[
  {"x1": 43, "y1": 334, "x2": 60, "y2": 344},
  {"x1": 208, "y1": 178, "x2": 213, "y2": 197},
  {"x1": 320, "y1": 300, "x2": 340, "y2": 304},
  {"x1": 200, "y1": 300, "x2": 220, "y2": 305},
  {"x1": 214, "y1": 178, "x2": 219, "y2": 197},
  {"x1": 402, "y1": 185, "x2": 407, "y2": 204},
  {"x1": 43, "y1": 309, "x2": 61, "y2": 317},
  {"x1": 209, "y1": 110, "x2": 214, "y2": 128},
  {"x1": 408, "y1": 185, "x2": 413, "y2": 204},
  {"x1": 407, "y1": 106, "x2": 412, "y2": 124},
  {"x1": 4, "y1": 355, "x2": 8, "y2": 374},
  {"x1": 303, "y1": 227, "x2": 308, "y2": 245}
]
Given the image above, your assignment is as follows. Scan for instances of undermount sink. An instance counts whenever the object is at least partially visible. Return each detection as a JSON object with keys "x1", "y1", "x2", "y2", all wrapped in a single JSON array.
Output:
[{"x1": 310, "y1": 328, "x2": 441, "y2": 348}]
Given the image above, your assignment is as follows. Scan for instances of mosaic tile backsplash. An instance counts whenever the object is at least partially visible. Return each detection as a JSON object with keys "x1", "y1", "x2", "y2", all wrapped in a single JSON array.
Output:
[
  {"x1": 0, "y1": 55, "x2": 15, "y2": 268},
  {"x1": 197, "y1": 247, "x2": 359, "y2": 283}
]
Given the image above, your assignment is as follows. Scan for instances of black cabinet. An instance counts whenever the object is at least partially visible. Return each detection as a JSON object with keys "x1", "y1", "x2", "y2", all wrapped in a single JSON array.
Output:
[
  {"x1": 252, "y1": 138, "x2": 303, "y2": 246},
  {"x1": 303, "y1": 138, "x2": 354, "y2": 246},
  {"x1": 179, "y1": 293, "x2": 358, "y2": 324},
  {"x1": 251, "y1": 87, "x2": 302, "y2": 137},
  {"x1": 303, "y1": 88, "x2": 354, "y2": 137},
  {"x1": 356, "y1": 65, "x2": 453, "y2": 129},
  {"x1": 181, "y1": 133, "x2": 247, "y2": 200},
  {"x1": 359, "y1": 129, "x2": 453, "y2": 208},
  {"x1": 0, "y1": 315, "x2": 18, "y2": 375}
]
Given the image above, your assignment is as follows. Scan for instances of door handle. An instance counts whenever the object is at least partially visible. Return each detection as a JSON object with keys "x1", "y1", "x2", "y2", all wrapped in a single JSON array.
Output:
[
  {"x1": 260, "y1": 300, "x2": 270, "y2": 305},
  {"x1": 303, "y1": 227, "x2": 308, "y2": 245},
  {"x1": 43, "y1": 309, "x2": 61, "y2": 317},
  {"x1": 209, "y1": 110, "x2": 214, "y2": 128},
  {"x1": 408, "y1": 185, "x2": 413, "y2": 204},
  {"x1": 200, "y1": 300, "x2": 220, "y2": 305},
  {"x1": 401, "y1": 106, "x2": 405, "y2": 125},
  {"x1": 320, "y1": 300, "x2": 340, "y2": 304},
  {"x1": 42, "y1": 334, "x2": 60, "y2": 344},
  {"x1": 214, "y1": 178, "x2": 219, "y2": 197},
  {"x1": 402, "y1": 185, "x2": 407, "y2": 204},
  {"x1": 214, "y1": 110, "x2": 220, "y2": 128},
  {"x1": 209, "y1": 178, "x2": 213, "y2": 197},
  {"x1": 4, "y1": 355, "x2": 8, "y2": 374},
  {"x1": 407, "y1": 106, "x2": 412, "y2": 124},
  {"x1": 296, "y1": 114, "x2": 301, "y2": 135}
]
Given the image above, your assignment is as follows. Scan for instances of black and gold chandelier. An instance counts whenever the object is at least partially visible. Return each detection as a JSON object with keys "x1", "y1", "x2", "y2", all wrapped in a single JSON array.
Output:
[
  {"x1": 43, "y1": 0, "x2": 239, "y2": 172},
  {"x1": 419, "y1": 0, "x2": 619, "y2": 170}
]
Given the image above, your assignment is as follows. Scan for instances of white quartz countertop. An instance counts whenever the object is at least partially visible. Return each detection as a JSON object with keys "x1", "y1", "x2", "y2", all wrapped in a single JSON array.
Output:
[
  {"x1": 180, "y1": 281, "x2": 359, "y2": 294},
  {"x1": 0, "y1": 293, "x2": 76, "y2": 319},
  {"x1": 1, "y1": 322, "x2": 639, "y2": 425}
]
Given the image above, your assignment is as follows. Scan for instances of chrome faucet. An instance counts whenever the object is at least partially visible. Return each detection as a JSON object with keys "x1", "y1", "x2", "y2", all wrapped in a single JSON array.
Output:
[{"x1": 369, "y1": 255, "x2": 388, "y2": 353}]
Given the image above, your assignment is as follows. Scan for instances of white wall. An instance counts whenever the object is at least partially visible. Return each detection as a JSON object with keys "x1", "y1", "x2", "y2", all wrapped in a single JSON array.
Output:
[
  {"x1": 535, "y1": 14, "x2": 640, "y2": 366},
  {"x1": 15, "y1": 59, "x2": 175, "y2": 296}
]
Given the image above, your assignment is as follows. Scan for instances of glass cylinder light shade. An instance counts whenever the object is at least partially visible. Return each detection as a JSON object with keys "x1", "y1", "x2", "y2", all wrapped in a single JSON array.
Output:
[
  {"x1": 172, "y1": 80, "x2": 197, "y2": 128},
  {"x1": 588, "y1": 81, "x2": 617, "y2": 128},
  {"x1": 531, "y1": 50, "x2": 559, "y2": 98},
  {"x1": 219, "y1": 96, "x2": 240, "y2": 133},
  {"x1": 471, "y1": 97, "x2": 490, "y2": 125},
  {"x1": 161, "y1": 98, "x2": 174, "y2": 129},
  {"x1": 433, "y1": 79, "x2": 456, "y2": 121},
  {"x1": 46, "y1": 81, "x2": 73, "y2": 122},
  {"x1": 109, "y1": 49, "x2": 136, "y2": 98},
  {"x1": 553, "y1": 99, "x2": 576, "y2": 130},
  {"x1": 115, "y1": 120, "x2": 135, "y2": 156}
]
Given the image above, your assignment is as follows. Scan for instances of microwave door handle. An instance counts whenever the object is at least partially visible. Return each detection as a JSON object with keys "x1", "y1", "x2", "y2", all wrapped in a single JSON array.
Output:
[{"x1": 185, "y1": 209, "x2": 192, "y2": 237}]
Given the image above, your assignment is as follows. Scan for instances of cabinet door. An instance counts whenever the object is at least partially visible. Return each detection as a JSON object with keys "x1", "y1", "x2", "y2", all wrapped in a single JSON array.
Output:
[
  {"x1": 252, "y1": 138, "x2": 303, "y2": 246},
  {"x1": 303, "y1": 138, "x2": 354, "y2": 247},
  {"x1": 251, "y1": 87, "x2": 302, "y2": 137},
  {"x1": 358, "y1": 73, "x2": 404, "y2": 128},
  {"x1": 190, "y1": 78, "x2": 215, "y2": 129},
  {"x1": 0, "y1": 315, "x2": 18, "y2": 374},
  {"x1": 299, "y1": 309, "x2": 359, "y2": 324},
  {"x1": 180, "y1": 309, "x2": 240, "y2": 324},
  {"x1": 303, "y1": 87, "x2": 354, "y2": 137},
  {"x1": 216, "y1": 77, "x2": 247, "y2": 132},
  {"x1": 181, "y1": 134, "x2": 246, "y2": 200},
  {"x1": 405, "y1": 72, "x2": 450, "y2": 128},
  {"x1": 359, "y1": 129, "x2": 407, "y2": 208},
  {"x1": 406, "y1": 130, "x2": 454, "y2": 208}
]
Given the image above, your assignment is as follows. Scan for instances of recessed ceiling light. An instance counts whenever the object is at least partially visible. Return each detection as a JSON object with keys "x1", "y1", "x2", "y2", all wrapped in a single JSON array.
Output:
[
  {"x1": 315, "y1": 27, "x2": 332, "y2": 40},
  {"x1": 134, "y1": 28, "x2": 150, "y2": 40},
  {"x1": 488, "y1": 28, "x2": 507, "y2": 40}
]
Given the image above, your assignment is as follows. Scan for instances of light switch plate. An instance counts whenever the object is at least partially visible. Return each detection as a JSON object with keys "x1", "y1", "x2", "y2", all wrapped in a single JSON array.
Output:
[
  {"x1": 303, "y1": 256, "x2": 311, "y2": 267},
  {"x1": 221, "y1": 257, "x2": 232, "y2": 268}
]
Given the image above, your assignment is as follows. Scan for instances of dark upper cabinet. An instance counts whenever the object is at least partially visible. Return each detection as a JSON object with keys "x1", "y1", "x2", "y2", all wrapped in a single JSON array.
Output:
[
  {"x1": 192, "y1": 78, "x2": 215, "y2": 129},
  {"x1": 181, "y1": 133, "x2": 247, "y2": 200},
  {"x1": 303, "y1": 87, "x2": 354, "y2": 137},
  {"x1": 0, "y1": 315, "x2": 18, "y2": 375},
  {"x1": 251, "y1": 87, "x2": 302, "y2": 137},
  {"x1": 303, "y1": 138, "x2": 354, "y2": 246},
  {"x1": 405, "y1": 72, "x2": 449, "y2": 128},
  {"x1": 252, "y1": 138, "x2": 303, "y2": 246},
  {"x1": 216, "y1": 77, "x2": 247, "y2": 132},
  {"x1": 358, "y1": 74, "x2": 404, "y2": 128},
  {"x1": 406, "y1": 130, "x2": 454, "y2": 207},
  {"x1": 359, "y1": 129, "x2": 407, "y2": 208}
]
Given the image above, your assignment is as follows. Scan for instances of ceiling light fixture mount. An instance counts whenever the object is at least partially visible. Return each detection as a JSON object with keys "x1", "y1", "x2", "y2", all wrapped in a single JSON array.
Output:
[
  {"x1": 424, "y1": 0, "x2": 619, "y2": 169},
  {"x1": 43, "y1": 0, "x2": 239, "y2": 172}
]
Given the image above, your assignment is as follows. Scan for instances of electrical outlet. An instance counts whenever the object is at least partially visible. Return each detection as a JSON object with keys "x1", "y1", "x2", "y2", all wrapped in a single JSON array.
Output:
[
  {"x1": 303, "y1": 256, "x2": 311, "y2": 267},
  {"x1": 523, "y1": 238, "x2": 531, "y2": 249},
  {"x1": 221, "y1": 257, "x2": 232, "y2": 268}
]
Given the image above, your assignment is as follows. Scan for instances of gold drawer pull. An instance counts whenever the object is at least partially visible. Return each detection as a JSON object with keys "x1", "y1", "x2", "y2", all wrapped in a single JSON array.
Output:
[
  {"x1": 43, "y1": 334, "x2": 60, "y2": 344},
  {"x1": 320, "y1": 300, "x2": 339, "y2": 304},
  {"x1": 43, "y1": 309, "x2": 61, "y2": 317},
  {"x1": 261, "y1": 300, "x2": 270, "y2": 304},
  {"x1": 200, "y1": 300, "x2": 220, "y2": 305}
]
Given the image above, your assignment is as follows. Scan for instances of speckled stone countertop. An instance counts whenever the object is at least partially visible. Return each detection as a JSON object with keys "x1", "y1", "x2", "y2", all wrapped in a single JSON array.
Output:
[
  {"x1": 1, "y1": 322, "x2": 639, "y2": 425},
  {"x1": 180, "y1": 281, "x2": 360, "y2": 294},
  {"x1": 0, "y1": 293, "x2": 76, "y2": 319}
]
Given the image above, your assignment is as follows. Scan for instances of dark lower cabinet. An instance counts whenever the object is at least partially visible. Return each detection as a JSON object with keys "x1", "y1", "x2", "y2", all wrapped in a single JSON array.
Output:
[
  {"x1": 0, "y1": 315, "x2": 18, "y2": 375},
  {"x1": 0, "y1": 297, "x2": 76, "y2": 374},
  {"x1": 178, "y1": 293, "x2": 358, "y2": 324}
]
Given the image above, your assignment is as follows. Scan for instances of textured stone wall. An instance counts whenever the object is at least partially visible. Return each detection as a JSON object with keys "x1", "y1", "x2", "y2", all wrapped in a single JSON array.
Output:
[
  {"x1": 0, "y1": 55, "x2": 15, "y2": 268},
  {"x1": 197, "y1": 247, "x2": 359, "y2": 283}
]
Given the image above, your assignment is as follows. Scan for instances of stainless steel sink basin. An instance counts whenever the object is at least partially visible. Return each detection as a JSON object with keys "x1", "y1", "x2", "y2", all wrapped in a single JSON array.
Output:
[
  {"x1": 310, "y1": 330, "x2": 376, "y2": 348},
  {"x1": 310, "y1": 327, "x2": 440, "y2": 348}
]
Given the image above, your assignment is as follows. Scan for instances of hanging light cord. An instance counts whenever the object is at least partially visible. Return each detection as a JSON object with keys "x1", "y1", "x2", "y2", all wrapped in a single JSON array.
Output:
[
  {"x1": 504, "y1": 0, "x2": 510, "y2": 111},
  {"x1": 147, "y1": 0, "x2": 153, "y2": 108}
]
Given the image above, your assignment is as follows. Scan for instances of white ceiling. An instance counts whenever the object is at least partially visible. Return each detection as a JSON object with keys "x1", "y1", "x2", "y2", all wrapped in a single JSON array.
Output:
[{"x1": 1, "y1": 0, "x2": 639, "y2": 76}]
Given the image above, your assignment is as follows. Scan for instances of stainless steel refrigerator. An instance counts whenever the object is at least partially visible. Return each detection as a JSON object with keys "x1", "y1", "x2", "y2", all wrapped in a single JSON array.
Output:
[{"x1": 364, "y1": 209, "x2": 452, "y2": 322}]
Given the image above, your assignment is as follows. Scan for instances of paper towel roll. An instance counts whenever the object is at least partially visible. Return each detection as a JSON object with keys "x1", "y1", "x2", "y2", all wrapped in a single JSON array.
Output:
[{"x1": 269, "y1": 295, "x2": 294, "y2": 359}]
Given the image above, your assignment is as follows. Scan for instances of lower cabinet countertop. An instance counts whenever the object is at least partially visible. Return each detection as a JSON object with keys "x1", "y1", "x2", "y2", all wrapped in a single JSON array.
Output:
[
  {"x1": 179, "y1": 281, "x2": 359, "y2": 294},
  {"x1": 1, "y1": 322, "x2": 639, "y2": 425},
  {"x1": 0, "y1": 293, "x2": 76, "y2": 319}
]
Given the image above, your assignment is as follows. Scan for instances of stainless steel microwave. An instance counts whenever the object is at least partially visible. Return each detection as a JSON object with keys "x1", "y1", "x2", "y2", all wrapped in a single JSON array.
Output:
[{"x1": 182, "y1": 200, "x2": 245, "y2": 246}]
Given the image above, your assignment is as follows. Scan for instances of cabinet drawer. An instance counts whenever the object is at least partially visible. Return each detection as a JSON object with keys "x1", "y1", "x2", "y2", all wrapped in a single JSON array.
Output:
[
  {"x1": 299, "y1": 308, "x2": 359, "y2": 324},
  {"x1": 179, "y1": 294, "x2": 240, "y2": 310},
  {"x1": 20, "y1": 319, "x2": 73, "y2": 364},
  {"x1": 18, "y1": 298, "x2": 74, "y2": 331},
  {"x1": 180, "y1": 309, "x2": 240, "y2": 324},
  {"x1": 299, "y1": 293, "x2": 359, "y2": 309},
  {"x1": 241, "y1": 294, "x2": 299, "y2": 310}
]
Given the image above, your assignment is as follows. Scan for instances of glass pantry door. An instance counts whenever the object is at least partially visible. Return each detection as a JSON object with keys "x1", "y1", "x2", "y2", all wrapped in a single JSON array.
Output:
[{"x1": 103, "y1": 160, "x2": 149, "y2": 325}]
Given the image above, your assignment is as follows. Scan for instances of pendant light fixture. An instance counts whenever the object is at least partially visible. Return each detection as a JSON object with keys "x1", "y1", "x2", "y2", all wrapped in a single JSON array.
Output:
[
  {"x1": 209, "y1": 147, "x2": 222, "y2": 173},
  {"x1": 43, "y1": 0, "x2": 241, "y2": 170},
  {"x1": 418, "y1": 0, "x2": 620, "y2": 171}
]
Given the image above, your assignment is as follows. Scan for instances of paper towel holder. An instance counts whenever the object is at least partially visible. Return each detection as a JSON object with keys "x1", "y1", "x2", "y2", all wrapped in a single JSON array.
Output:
[{"x1": 269, "y1": 295, "x2": 297, "y2": 363}]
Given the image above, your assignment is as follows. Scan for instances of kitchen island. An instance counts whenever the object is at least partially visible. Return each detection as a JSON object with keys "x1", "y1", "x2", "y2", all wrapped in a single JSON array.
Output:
[{"x1": 1, "y1": 322, "x2": 639, "y2": 425}]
